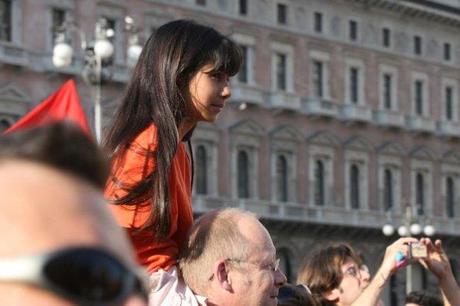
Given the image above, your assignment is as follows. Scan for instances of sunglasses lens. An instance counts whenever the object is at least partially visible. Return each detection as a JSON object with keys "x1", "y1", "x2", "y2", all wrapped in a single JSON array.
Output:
[{"x1": 44, "y1": 248, "x2": 127, "y2": 302}]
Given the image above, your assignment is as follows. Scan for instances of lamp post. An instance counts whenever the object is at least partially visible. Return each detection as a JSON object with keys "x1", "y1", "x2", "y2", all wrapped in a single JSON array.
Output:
[
  {"x1": 52, "y1": 16, "x2": 142, "y2": 142},
  {"x1": 382, "y1": 203, "x2": 435, "y2": 294}
]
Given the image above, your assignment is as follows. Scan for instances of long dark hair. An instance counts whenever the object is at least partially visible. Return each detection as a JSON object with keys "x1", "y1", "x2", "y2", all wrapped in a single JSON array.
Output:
[{"x1": 104, "y1": 20, "x2": 241, "y2": 239}]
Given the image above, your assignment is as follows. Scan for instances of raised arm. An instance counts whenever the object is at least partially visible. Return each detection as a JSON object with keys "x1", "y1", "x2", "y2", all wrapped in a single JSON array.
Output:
[
  {"x1": 419, "y1": 238, "x2": 460, "y2": 306},
  {"x1": 351, "y1": 237, "x2": 418, "y2": 306}
]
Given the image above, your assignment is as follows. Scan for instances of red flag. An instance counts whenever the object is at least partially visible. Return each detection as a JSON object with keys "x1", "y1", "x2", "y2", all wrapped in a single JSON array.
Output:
[{"x1": 5, "y1": 79, "x2": 90, "y2": 134}]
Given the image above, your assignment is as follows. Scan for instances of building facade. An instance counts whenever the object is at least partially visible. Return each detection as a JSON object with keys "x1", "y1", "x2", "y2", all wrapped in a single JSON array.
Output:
[{"x1": 1, "y1": 0, "x2": 459, "y2": 304}]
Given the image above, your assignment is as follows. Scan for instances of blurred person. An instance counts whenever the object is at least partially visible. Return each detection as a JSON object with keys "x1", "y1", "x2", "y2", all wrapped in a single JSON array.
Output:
[
  {"x1": 277, "y1": 283, "x2": 319, "y2": 306},
  {"x1": 0, "y1": 122, "x2": 147, "y2": 306},
  {"x1": 404, "y1": 291, "x2": 443, "y2": 306},
  {"x1": 179, "y1": 208, "x2": 287, "y2": 306},
  {"x1": 297, "y1": 238, "x2": 418, "y2": 306}
]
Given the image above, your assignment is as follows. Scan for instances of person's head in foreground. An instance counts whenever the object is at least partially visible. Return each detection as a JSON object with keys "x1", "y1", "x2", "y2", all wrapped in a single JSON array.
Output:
[
  {"x1": 179, "y1": 208, "x2": 287, "y2": 306},
  {"x1": 0, "y1": 122, "x2": 147, "y2": 306},
  {"x1": 277, "y1": 283, "x2": 319, "y2": 306},
  {"x1": 405, "y1": 291, "x2": 443, "y2": 306},
  {"x1": 297, "y1": 243, "x2": 366, "y2": 306}
]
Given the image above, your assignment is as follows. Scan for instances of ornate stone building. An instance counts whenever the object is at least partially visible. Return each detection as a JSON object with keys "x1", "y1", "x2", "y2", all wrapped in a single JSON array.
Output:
[{"x1": 1, "y1": 0, "x2": 459, "y2": 304}]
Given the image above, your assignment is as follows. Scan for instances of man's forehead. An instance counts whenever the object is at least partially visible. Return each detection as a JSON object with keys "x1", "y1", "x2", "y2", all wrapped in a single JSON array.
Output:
[
  {"x1": 235, "y1": 215, "x2": 277, "y2": 261},
  {"x1": 238, "y1": 215, "x2": 273, "y2": 243}
]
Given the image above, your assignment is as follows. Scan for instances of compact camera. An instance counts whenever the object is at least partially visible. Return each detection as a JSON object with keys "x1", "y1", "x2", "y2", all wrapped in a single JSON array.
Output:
[{"x1": 408, "y1": 242, "x2": 427, "y2": 258}]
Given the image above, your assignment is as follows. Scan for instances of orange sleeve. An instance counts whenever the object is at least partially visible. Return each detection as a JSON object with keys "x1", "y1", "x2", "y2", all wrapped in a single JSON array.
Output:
[
  {"x1": 104, "y1": 125, "x2": 157, "y2": 228},
  {"x1": 104, "y1": 127, "x2": 193, "y2": 273}
]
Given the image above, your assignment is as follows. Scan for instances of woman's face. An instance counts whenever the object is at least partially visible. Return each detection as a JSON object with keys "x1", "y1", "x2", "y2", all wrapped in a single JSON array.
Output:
[
  {"x1": 335, "y1": 257, "x2": 367, "y2": 306},
  {"x1": 186, "y1": 63, "x2": 232, "y2": 123}
]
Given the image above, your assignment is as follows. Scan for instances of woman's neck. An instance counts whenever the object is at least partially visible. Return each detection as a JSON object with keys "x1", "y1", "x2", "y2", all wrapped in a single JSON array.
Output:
[{"x1": 177, "y1": 119, "x2": 196, "y2": 141}]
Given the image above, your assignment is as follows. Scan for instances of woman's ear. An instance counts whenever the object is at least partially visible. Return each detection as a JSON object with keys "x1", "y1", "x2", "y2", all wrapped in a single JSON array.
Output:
[
  {"x1": 323, "y1": 288, "x2": 340, "y2": 303},
  {"x1": 214, "y1": 259, "x2": 233, "y2": 292}
]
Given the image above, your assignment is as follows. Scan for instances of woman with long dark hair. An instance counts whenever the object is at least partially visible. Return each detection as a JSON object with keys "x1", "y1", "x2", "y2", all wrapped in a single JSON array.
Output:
[{"x1": 104, "y1": 19, "x2": 241, "y2": 304}]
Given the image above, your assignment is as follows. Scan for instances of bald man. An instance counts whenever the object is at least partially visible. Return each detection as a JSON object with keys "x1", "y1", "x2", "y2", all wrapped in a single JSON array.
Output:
[
  {"x1": 0, "y1": 123, "x2": 148, "y2": 306},
  {"x1": 179, "y1": 208, "x2": 287, "y2": 306}
]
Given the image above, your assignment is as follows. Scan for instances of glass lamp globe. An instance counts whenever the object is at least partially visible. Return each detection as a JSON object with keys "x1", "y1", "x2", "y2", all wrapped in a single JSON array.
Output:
[
  {"x1": 127, "y1": 44, "x2": 142, "y2": 64},
  {"x1": 409, "y1": 223, "x2": 422, "y2": 235},
  {"x1": 382, "y1": 224, "x2": 395, "y2": 236},
  {"x1": 94, "y1": 39, "x2": 114, "y2": 59},
  {"x1": 105, "y1": 28, "x2": 115, "y2": 38},
  {"x1": 53, "y1": 42, "x2": 73, "y2": 62},
  {"x1": 52, "y1": 55, "x2": 72, "y2": 68},
  {"x1": 423, "y1": 224, "x2": 436, "y2": 236},
  {"x1": 397, "y1": 225, "x2": 408, "y2": 237}
]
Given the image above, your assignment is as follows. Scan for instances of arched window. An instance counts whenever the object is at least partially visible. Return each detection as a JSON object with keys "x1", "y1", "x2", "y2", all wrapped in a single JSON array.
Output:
[
  {"x1": 416, "y1": 172, "x2": 424, "y2": 215},
  {"x1": 384, "y1": 168, "x2": 393, "y2": 211},
  {"x1": 195, "y1": 145, "x2": 207, "y2": 195},
  {"x1": 276, "y1": 155, "x2": 288, "y2": 202},
  {"x1": 314, "y1": 160, "x2": 325, "y2": 206},
  {"x1": 350, "y1": 164, "x2": 360, "y2": 209},
  {"x1": 446, "y1": 176, "x2": 455, "y2": 218},
  {"x1": 237, "y1": 150, "x2": 249, "y2": 198},
  {"x1": 0, "y1": 119, "x2": 11, "y2": 132}
]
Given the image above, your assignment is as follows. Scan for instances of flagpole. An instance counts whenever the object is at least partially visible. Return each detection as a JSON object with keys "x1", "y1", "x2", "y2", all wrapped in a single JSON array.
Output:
[{"x1": 94, "y1": 54, "x2": 102, "y2": 143}]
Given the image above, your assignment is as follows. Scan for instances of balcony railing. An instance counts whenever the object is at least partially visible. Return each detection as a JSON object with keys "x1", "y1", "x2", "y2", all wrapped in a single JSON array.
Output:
[
  {"x1": 230, "y1": 82, "x2": 265, "y2": 107},
  {"x1": 340, "y1": 103, "x2": 373, "y2": 123},
  {"x1": 437, "y1": 120, "x2": 460, "y2": 138},
  {"x1": 269, "y1": 91, "x2": 301, "y2": 111},
  {"x1": 192, "y1": 195, "x2": 460, "y2": 236},
  {"x1": 302, "y1": 97, "x2": 339, "y2": 118},
  {"x1": 373, "y1": 109, "x2": 405, "y2": 128},
  {"x1": 0, "y1": 42, "x2": 28, "y2": 66},
  {"x1": 406, "y1": 115, "x2": 436, "y2": 133}
]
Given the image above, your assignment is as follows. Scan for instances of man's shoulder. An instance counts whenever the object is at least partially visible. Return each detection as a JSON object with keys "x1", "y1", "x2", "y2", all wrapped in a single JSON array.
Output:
[{"x1": 150, "y1": 267, "x2": 208, "y2": 306}]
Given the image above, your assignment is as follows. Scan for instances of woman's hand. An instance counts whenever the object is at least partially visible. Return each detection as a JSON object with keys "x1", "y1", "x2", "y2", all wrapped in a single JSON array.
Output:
[
  {"x1": 379, "y1": 237, "x2": 418, "y2": 279},
  {"x1": 418, "y1": 238, "x2": 451, "y2": 281}
]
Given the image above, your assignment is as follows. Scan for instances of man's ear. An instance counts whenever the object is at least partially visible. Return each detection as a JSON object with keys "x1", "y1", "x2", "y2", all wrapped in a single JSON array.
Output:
[
  {"x1": 213, "y1": 260, "x2": 233, "y2": 292},
  {"x1": 323, "y1": 288, "x2": 340, "y2": 303}
]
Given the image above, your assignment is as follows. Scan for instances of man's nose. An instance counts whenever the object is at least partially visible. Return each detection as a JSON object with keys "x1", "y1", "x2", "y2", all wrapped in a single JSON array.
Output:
[{"x1": 275, "y1": 269, "x2": 287, "y2": 286}]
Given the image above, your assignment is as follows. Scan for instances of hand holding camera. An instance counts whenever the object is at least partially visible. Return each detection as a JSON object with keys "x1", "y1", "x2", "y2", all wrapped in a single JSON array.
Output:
[
  {"x1": 394, "y1": 241, "x2": 428, "y2": 269},
  {"x1": 408, "y1": 242, "x2": 428, "y2": 258}
]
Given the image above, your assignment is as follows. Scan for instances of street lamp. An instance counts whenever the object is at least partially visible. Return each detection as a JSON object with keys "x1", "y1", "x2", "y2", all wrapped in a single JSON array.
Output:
[
  {"x1": 382, "y1": 203, "x2": 436, "y2": 294},
  {"x1": 52, "y1": 16, "x2": 142, "y2": 142}
]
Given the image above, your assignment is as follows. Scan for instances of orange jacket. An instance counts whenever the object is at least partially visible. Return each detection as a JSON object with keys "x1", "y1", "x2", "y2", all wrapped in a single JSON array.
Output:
[{"x1": 105, "y1": 125, "x2": 193, "y2": 273}]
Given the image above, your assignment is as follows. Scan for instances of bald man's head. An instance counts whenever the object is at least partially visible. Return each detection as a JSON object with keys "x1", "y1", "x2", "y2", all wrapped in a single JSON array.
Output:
[{"x1": 179, "y1": 208, "x2": 286, "y2": 306}]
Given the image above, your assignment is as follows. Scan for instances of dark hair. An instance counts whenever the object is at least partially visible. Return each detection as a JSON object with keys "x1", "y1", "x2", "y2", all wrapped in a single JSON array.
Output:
[
  {"x1": 0, "y1": 121, "x2": 109, "y2": 189},
  {"x1": 405, "y1": 291, "x2": 443, "y2": 306},
  {"x1": 278, "y1": 283, "x2": 320, "y2": 306},
  {"x1": 297, "y1": 243, "x2": 361, "y2": 306},
  {"x1": 104, "y1": 19, "x2": 242, "y2": 238}
]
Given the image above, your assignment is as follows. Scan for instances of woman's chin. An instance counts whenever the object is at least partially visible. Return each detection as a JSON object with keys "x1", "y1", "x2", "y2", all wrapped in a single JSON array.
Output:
[{"x1": 201, "y1": 113, "x2": 219, "y2": 123}]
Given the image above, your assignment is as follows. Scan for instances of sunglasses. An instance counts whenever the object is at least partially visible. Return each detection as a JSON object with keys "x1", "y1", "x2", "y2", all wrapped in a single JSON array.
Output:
[{"x1": 0, "y1": 247, "x2": 149, "y2": 305}]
